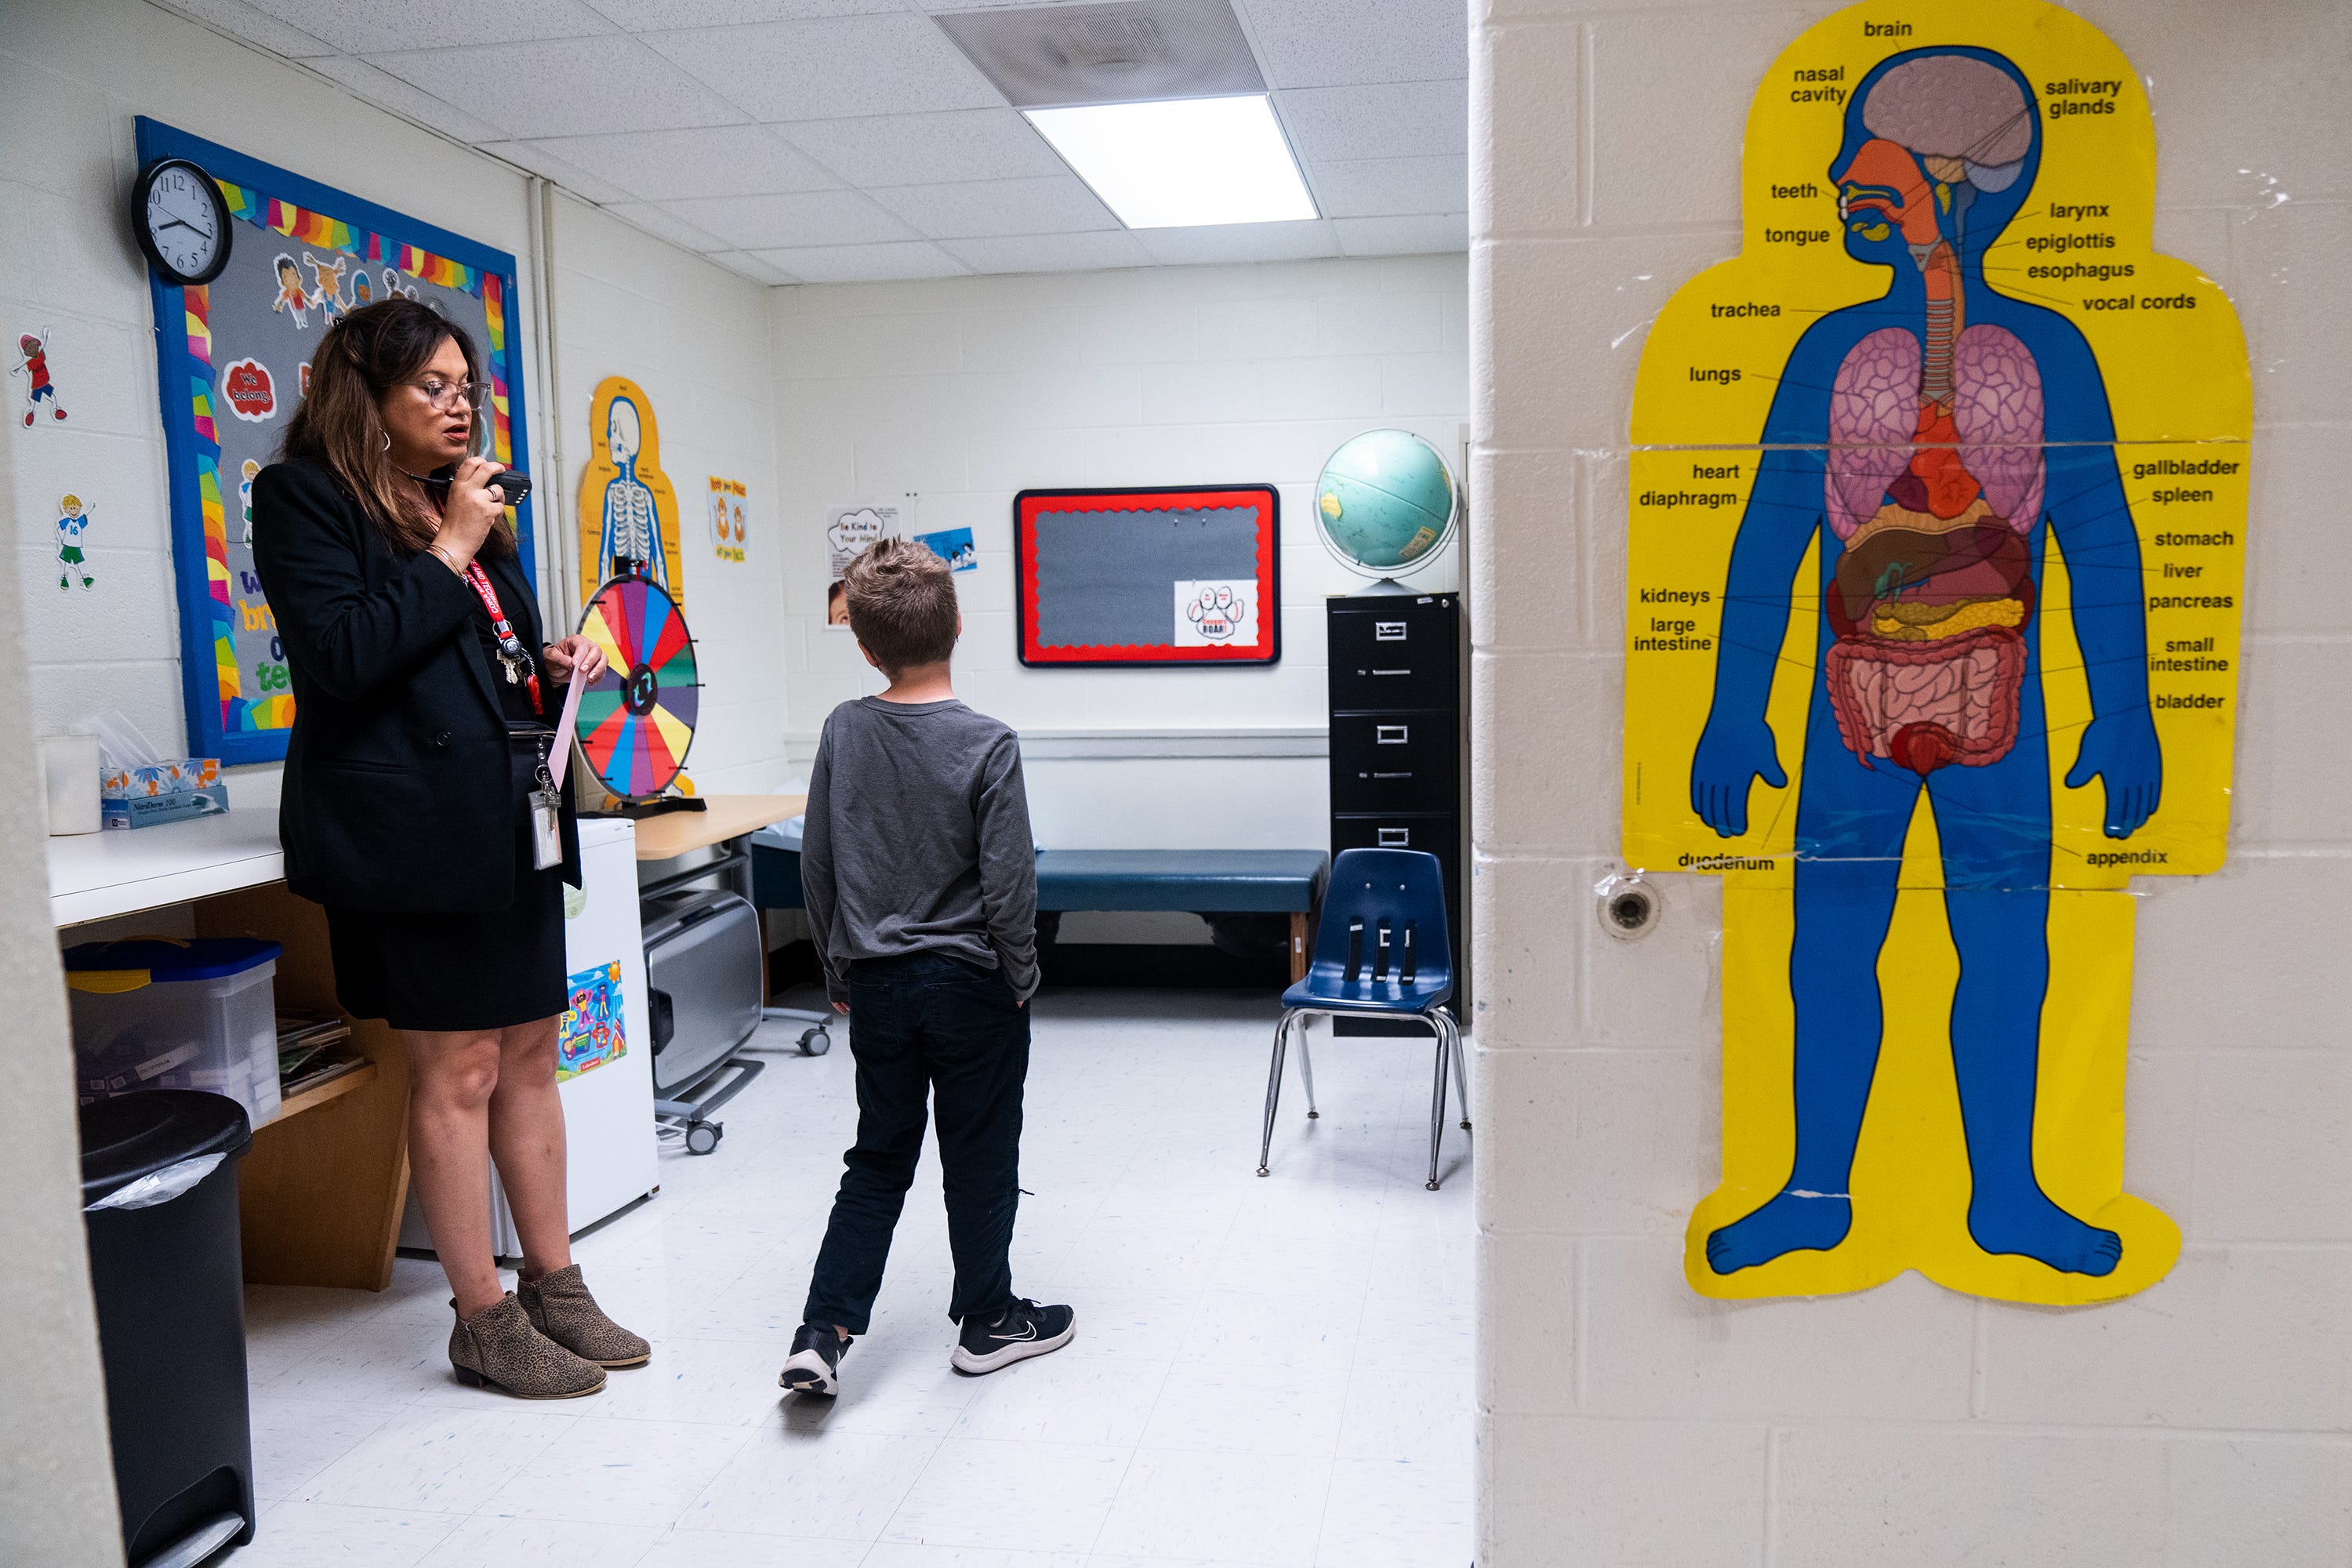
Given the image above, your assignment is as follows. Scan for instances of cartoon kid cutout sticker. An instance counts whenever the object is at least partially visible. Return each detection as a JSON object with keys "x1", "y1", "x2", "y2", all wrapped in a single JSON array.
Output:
[
  {"x1": 13, "y1": 328, "x2": 68, "y2": 426},
  {"x1": 1624, "y1": 0, "x2": 2250, "y2": 1306},
  {"x1": 270, "y1": 254, "x2": 310, "y2": 328},
  {"x1": 304, "y1": 250, "x2": 350, "y2": 322},
  {"x1": 240, "y1": 459, "x2": 262, "y2": 545},
  {"x1": 56, "y1": 493, "x2": 94, "y2": 590}
]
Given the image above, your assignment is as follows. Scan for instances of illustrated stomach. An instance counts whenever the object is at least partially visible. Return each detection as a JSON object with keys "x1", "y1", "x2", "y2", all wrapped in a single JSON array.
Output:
[{"x1": 1820, "y1": 324, "x2": 2045, "y2": 774}]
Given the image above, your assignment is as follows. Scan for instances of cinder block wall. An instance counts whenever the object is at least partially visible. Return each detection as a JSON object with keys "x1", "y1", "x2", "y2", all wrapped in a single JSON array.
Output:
[{"x1": 1468, "y1": 1, "x2": 2352, "y2": 1561}]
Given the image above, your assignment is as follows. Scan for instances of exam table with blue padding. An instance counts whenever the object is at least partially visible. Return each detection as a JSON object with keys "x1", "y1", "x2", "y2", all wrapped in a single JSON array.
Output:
[{"x1": 752, "y1": 828, "x2": 1326, "y2": 983}]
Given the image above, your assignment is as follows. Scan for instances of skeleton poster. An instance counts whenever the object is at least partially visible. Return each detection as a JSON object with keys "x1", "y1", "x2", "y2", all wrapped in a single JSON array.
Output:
[
  {"x1": 1624, "y1": 0, "x2": 2249, "y2": 1305},
  {"x1": 578, "y1": 375, "x2": 683, "y2": 606}
]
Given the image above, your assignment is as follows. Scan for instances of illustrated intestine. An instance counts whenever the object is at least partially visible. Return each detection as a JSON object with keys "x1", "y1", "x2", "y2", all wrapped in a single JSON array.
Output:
[{"x1": 1820, "y1": 57, "x2": 2046, "y2": 775}]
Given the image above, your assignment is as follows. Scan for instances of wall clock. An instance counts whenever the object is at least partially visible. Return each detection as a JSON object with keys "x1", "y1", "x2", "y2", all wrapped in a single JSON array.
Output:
[{"x1": 132, "y1": 157, "x2": 231, "y2": 286}]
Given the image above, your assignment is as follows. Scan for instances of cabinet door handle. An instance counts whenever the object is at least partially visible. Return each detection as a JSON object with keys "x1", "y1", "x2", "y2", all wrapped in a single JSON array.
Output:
[
  {"x1": 1377, "y1": 827, "x2": 1411, "y2": 847},
  {"x1": 1374, "y1": 621, "x2": 1407, "y2": 641},
  {"x1": 1375, "y1": 724, "x2": 1409, "y2": 744}
]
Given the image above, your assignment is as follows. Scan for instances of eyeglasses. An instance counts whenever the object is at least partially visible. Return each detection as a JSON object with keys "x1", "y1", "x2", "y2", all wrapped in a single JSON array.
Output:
[{"x1": 407, "y1": 378, "x2": 492, "y2": 413}]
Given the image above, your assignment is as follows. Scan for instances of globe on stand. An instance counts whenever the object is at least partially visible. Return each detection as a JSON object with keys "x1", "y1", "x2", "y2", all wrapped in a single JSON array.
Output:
[{"x1": 1313, "y1": 429, "x2": 1460, "y2": 592}]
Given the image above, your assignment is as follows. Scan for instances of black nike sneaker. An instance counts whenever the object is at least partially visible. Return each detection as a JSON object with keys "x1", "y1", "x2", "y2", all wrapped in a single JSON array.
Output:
[
  {"x1": 950, "y1": 1298, "x2": 1076, "y2": 1375},
  {"x1": 779, "y1": 1324, "x2": 849, "y2": 1396}
]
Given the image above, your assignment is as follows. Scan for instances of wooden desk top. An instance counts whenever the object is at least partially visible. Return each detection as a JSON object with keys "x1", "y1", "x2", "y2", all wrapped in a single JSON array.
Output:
[{"x1": 628, "y1": 793, "x2": 805, "y2": 862}]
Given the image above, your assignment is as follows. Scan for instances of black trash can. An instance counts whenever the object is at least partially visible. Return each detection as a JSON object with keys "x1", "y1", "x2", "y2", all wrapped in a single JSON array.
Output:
[{"x1": 79, "y1": 1090, "x2": 256, "y2": 1568}]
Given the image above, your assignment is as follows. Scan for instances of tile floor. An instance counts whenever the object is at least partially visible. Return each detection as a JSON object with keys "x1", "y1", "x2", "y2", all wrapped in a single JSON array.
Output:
[{"x1": 227, "y1": 989, "x2": 1475, "y2": 1568}]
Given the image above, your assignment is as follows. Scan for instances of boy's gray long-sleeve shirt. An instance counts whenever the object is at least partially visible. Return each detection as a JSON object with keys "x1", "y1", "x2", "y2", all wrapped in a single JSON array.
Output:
[{"x1": 800, "y1": 696, "x2": 1040, "y2": 1004}]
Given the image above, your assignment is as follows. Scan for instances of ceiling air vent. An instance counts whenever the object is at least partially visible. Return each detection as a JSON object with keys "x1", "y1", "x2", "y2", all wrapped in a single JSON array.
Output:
[{"x1": 935, "y1": 0, "x2": 1265, "y2": 109}]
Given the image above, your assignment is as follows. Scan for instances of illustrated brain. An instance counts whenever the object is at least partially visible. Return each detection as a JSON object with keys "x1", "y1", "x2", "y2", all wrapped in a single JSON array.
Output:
[{"x1": 1861, "y1": 54, "x2": 2031, "y2": 186}]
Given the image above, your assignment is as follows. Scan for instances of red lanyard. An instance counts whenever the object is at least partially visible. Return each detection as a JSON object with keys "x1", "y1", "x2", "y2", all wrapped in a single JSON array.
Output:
[{"x1": 461, "y1": 561, "x2": 542, "y2": 715}]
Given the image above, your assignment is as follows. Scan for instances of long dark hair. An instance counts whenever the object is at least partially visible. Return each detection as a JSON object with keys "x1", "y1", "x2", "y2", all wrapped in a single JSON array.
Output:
[{"x1": 279, "y1": 298, "x2": 514, "y2": 557}]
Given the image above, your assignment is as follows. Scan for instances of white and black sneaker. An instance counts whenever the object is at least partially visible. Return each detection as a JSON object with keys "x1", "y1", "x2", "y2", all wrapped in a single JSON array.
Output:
[
  {"x1": 779, "y1": 1324, "x2": 848, "y2": 1396},
  {"x1": 950, "y1": 1298, "x2": 1075, "y2": 1375}
]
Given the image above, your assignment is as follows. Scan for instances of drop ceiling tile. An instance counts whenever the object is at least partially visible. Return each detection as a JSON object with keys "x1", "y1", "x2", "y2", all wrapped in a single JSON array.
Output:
[
  {"x1": 307, "y1": 56, "x2": 514, "y2": 143},
  {"x1": 869, "y1": 176, "x2": 1116, "y2": 240},
  {"x1": 776, "y1": 109, "x2": 1062, "y2": 187},
  {"x1": 1236, "y1": 0, "x2": 1467, "y2": 89},
  {"x1": 1332, "y1": 211, "x2": 1467, "y2": 256},
  {"x1": 1276, "y1": 79, "x2": 1468, "y2": 163},
  {"x1": 585, "y1": 0, "x2": 904, "y2": 27},
  {"x1": 710, "y1": 249, "x2": 800, "y2": 284},
  {"x1": 161, "y1": 0, "x2": 337, "y2": 57},
  {"x1": 939, "y1": 230, "x2": 1155, "y2": 275},
  {"x1": 246, "y1": 0, "x2": 613, "y2": 53},
  {"x1": 526, "y1": 125, "x2": 839, "y2": 201},
  {"x1": 1306, "y1": 154, "x2": 1467, "y2": 219},
  {"x1": 606, "y1": 201, "x2": 731, "y2": 252},
  {"x1": 661, "y1": 189, "x2": 919, "y2": 249},
  {"x1": 643, "y1": 14, "x2": 1004, "y2": 122},
  {"x1": 481, "y1": 140, "x2": 636, "y2": 205},
  {"x1": 366, "y1": 35, "x2": 747, "y2": 138},
  {"x1": 1136, "y1": 220, "x2": 1340, "y2": 265},
  {"x1": 744, "y1": 241, "x2": 970, "y2": 282}
]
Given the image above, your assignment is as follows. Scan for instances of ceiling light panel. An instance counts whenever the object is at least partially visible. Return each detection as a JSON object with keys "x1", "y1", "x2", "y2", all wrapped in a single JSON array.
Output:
[
  {"x1": 1025, "y1": 95, "x2": 1317, "y2": 229},
  {"x1": 935, "y1": 0, "x2": 1262, "y2": 109}
]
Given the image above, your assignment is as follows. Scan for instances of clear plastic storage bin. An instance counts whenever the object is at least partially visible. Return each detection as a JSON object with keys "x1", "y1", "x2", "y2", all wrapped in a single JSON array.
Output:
[{"x1": 65, "y1": 938, "x2": 284, "y2": 1131}]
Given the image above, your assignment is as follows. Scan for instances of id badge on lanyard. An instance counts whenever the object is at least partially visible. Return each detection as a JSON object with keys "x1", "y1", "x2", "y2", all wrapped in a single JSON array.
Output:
[{"x1": 528, "y1": 736, "x2": 563, "y2": 871}]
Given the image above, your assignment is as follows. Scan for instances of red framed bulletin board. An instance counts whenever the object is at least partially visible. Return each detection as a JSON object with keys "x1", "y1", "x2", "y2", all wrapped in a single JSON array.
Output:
[{"x1": 1015, "y1": 485, "x2": 1280, "y2": 667}]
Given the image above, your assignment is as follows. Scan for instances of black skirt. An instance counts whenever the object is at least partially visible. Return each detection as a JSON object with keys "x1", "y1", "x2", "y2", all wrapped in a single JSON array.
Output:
[{"x1": 325, "y1": 729, "x2": 568, "y2": 1033}]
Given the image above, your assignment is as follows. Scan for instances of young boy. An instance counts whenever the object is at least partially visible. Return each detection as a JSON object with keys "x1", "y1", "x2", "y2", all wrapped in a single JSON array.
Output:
[{"x1": 780, "y1": 539, "x2": 1073, "y2": 1397}]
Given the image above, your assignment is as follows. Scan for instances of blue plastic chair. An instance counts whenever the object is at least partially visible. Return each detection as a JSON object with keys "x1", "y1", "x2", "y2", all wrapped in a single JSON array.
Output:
[{"x1": 1258, "y1": 848, "x2": 1469, "y2": 1190}]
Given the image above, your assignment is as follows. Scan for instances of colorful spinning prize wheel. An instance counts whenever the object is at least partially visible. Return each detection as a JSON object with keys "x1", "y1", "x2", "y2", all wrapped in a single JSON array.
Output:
[{"x1": 575, "y1": 575, "x2": 699, "y2": 802}]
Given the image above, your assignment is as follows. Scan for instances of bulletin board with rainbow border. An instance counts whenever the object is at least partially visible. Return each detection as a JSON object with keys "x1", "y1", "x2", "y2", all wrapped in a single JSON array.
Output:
[{"x1": 136, "y1": 118, "x2": 535, "y2": 766}]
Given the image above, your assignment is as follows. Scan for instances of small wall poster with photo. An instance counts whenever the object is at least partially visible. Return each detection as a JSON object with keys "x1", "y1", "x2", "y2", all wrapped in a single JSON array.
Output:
[
  {"x1": 823, "y1": 504, "x2": 895, "y2": 626},
  {"x1": 708, "y1": 475, "x2": 747, "y2": 564},
  {"x1": 916, "y1": 526, "x2": 976, "y2": 572}
]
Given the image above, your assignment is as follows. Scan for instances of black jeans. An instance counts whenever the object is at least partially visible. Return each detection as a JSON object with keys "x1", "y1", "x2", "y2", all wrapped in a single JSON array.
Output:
[{"x1": 803, "y1": 950, "x2": 1030, "y2": 1334}]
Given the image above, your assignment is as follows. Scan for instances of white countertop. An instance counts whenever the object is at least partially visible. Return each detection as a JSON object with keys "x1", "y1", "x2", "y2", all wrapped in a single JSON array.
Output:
[
  {"x1": 48, "y1": 808, "x2": 285, "y2": 928},
  {"x1": 49, "y1": 808, "x2": 641, "y2": 927}
]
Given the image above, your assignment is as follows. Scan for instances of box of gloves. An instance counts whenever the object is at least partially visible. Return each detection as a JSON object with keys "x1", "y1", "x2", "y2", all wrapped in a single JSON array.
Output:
[{"x1": 101, "y1": 756, "x2": 227, "y2": 829}]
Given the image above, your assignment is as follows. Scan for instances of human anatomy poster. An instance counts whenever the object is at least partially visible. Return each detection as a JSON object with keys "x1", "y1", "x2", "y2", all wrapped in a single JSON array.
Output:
[
  {"x1": 579, "y1": 376, "x2": 683, "y2": 605},
  {"x1": 1624, "y1": 0, "x2": 2249, "y2": 1305}
]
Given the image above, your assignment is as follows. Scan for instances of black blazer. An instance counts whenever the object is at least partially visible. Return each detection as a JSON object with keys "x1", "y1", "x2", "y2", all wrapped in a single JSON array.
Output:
[{"x1": 252, "y1": 457, "x2": 580, "y2": 913}]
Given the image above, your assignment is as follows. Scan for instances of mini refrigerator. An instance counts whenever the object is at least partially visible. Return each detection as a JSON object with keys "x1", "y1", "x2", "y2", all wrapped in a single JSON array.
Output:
[{"x1": 401, "y1": 817, "x2": 659, "y2": 1257}]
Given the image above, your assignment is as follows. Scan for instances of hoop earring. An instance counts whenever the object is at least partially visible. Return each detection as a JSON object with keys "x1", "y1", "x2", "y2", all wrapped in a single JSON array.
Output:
[{"x1": 381, "y1": 431, "x2": 390, "y2": 452}]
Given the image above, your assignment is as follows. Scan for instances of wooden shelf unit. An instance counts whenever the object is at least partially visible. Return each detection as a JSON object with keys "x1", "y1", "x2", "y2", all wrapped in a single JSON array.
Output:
[{"x1": 270, "y1": 1058, "x2": 378, "y2": 1123}]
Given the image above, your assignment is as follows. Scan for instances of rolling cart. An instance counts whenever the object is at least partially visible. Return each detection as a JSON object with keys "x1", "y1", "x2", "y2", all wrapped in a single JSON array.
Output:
[{"x1": 630, "y1": 796, "x2": 826, "y2": 1154}]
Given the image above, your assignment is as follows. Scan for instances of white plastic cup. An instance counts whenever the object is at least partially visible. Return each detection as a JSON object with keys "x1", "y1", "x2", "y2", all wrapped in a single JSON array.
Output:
[{"x1": 39, "y1": 734, "x2": 102, "y2": 835}]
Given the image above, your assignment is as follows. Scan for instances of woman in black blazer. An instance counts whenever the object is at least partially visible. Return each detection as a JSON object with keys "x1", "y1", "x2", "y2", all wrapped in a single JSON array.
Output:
[{"x1": 254, "y1": 299, "x2": 645, "y2": 1399}]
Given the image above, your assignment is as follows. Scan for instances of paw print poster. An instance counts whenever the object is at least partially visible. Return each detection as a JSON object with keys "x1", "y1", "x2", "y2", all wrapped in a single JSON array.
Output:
[{"x1": 1174, "y1": 579, "x2": 1260, "y2": 648}]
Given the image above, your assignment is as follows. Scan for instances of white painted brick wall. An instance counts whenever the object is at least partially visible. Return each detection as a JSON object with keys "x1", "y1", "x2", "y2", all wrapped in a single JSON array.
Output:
[
  {"x1": 766, "y1": 256, "x2": 1468, "y2": 850},
  {"x1": 2, "y1": 0, "x2": 791, "y2": 796},
  {"x1": 1471, "y1": 0, "x2": 2352, "y2": 1560},
  {"x1": 548, "y1": 198, "x2": 789, "y2": 795}
]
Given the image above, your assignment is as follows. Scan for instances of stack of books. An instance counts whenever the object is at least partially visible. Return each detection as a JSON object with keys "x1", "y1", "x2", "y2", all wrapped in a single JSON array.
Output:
[{"x1": 277, "y1": 1011, "x2": 365, "y2": 1098}]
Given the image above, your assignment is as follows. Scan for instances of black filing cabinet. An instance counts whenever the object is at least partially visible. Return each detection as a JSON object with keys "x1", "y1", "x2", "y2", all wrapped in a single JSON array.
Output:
[{"x1": 1327, "y1": 591, "x2": 1468, "y2": 1027}]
